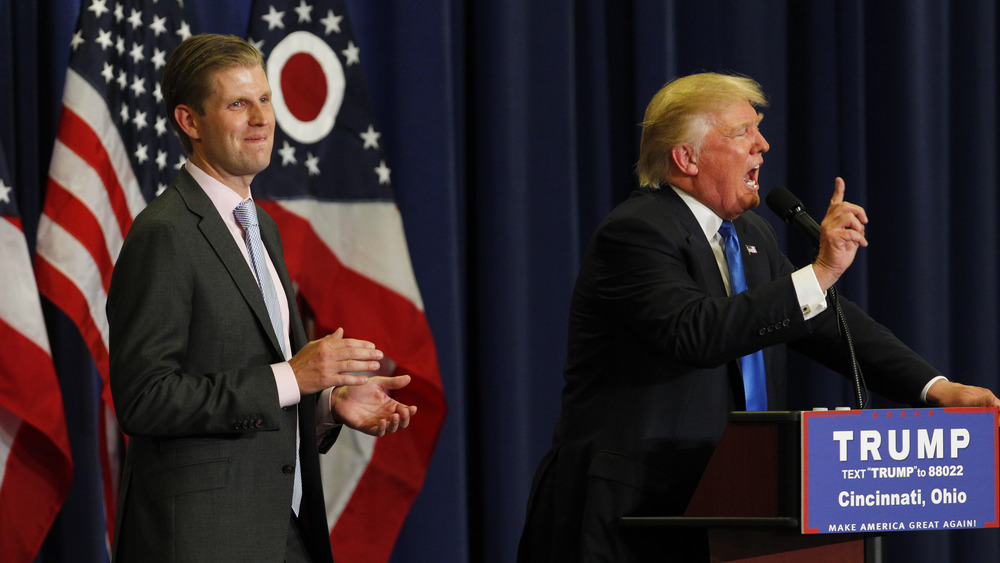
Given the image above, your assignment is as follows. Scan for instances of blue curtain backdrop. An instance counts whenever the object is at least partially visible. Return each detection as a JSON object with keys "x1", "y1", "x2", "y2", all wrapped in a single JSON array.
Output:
[{"x1": 4, "y1": 1, "x2": 1000, "y2": 562}]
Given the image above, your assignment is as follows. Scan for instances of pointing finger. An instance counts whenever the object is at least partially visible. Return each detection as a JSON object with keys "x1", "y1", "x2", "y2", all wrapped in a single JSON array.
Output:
[{"x1": 830, "y1": 177, "x2": 846, "y2": 206}]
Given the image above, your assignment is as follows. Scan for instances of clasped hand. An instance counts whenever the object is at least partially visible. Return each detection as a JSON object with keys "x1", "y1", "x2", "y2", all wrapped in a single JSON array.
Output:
[{"x1": 289, "y1": 327, "x2": 417, "y2": 436}]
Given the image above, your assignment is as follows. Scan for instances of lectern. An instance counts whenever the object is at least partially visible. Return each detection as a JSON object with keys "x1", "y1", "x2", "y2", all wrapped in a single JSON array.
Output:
[
  {"x1": 621, "y1": 412, "x2": 872, "y2": 562},
  {"x1": 622, "y1": 407, "x2": 999, "y2": 563}
]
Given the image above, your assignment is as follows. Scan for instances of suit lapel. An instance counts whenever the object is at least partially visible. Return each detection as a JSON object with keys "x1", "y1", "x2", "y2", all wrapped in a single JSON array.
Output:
[
  {"x1": 655, "y1": 188, "x2": 729, "y2": 297},
  {"x1": 172, "y1": 169, "x2": 287, "y2": 358},
  {"x1": 655, "y1": 188, "x2": 751, "y2": 406},
  {"x1": 732, "y1": 217, "x2": 767, "y2": 290}
]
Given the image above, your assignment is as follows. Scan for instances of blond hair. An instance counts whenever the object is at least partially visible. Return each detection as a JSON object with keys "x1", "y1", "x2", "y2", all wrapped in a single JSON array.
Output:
[
  {"x1": 161, "y1": 34, "x2": 265, "y2": 154},
  {"x1": 636, "y1": 73, "x2": 767, "y2": 187}
]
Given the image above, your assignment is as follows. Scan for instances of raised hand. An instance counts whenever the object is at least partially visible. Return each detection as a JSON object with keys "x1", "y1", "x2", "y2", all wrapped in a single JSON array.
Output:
[{"x1": 813, "y1": 177, "x2": 869, "y2": 291}]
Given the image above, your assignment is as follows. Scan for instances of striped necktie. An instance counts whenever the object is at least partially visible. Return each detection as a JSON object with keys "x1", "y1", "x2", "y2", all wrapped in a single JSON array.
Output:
[
  {"x1": 234, "y1": 200, "x2": 301, "y2": 514},
  {"x1": 234, "y1": 200, "x2": 286, "y2": 358}
]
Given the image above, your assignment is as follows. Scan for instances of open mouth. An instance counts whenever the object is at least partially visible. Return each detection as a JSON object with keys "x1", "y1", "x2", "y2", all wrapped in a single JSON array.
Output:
[{"x1": 744, "y1": 164, "x2": 761, "y2": 190}]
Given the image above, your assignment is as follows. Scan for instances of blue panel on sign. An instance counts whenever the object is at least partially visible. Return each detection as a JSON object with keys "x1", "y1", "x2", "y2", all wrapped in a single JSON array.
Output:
[{"x1": 801, "y1": 408, "x2": 999, "y2": 534}]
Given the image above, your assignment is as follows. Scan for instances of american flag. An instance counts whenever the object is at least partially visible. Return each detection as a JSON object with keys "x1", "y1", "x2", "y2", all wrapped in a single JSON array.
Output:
[
  {"x1": 33, "y1": 0, "x2": 199, "y2": 551},
  {"x1": 247, "y1": 1, "x2": 446, "y2": 561},
  {"x1": 0, "y1": 137, "x2": 74, "y2": 560}
]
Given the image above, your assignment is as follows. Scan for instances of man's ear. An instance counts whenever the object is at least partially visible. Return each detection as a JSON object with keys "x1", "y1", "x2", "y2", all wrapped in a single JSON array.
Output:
[
  {"x1": 174, "y1": 105, "x2": 200, "y2": 141},
  {"x1": 671, "y1": 145, "x2": 698, "y2": 176}
]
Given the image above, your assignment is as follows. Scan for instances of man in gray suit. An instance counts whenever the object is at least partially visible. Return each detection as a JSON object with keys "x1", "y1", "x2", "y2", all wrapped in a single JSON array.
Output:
[{"x1": 107, "y1": 34, "x2": 416, "y2": 562}]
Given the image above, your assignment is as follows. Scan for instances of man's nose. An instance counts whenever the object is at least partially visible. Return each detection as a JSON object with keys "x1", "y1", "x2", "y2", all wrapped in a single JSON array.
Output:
[
  {"x1": 249, "y1": 103, "x2": 271, "y2": 125},
  {"x1": 756, "y1": 131, "x2": 770, "y2": 154}
]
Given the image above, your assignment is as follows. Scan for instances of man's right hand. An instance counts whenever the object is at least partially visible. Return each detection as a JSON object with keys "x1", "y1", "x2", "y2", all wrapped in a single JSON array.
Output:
[
  {"x1": 812, "y1": 177, "x2": 870, "y2": 291},
  {"x1": 288, "y1": 327, "x2": 382, "y2": 394}
]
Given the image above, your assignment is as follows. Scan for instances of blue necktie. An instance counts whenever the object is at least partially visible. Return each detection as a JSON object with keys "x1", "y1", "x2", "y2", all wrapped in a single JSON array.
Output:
[
  {"x1": 234, "y1": 200, "x2": 301, "y2": 513},
  {"x1": 718, "y1": 220, "x2": 768, "y2": 411}
]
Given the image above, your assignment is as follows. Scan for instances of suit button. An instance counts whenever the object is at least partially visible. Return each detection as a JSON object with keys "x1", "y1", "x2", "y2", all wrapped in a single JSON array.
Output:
[
  {"x1": 783, "y1": 319, "x2": 790, "y2": 326},
  {"x1": 758, "y1": 328, "x2": 766, "y2": 336},
  {"x1": 255, "y1": 419, "x2": 263, "y2": 427},
  {"x1": 283, "y1": 465, "x2": 295, "y2": 475}
]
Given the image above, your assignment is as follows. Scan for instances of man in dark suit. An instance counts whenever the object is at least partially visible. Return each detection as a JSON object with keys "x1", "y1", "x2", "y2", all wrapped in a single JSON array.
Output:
[
  {"x1": 107, "y1": 35, "x2": 416, "y2": 562},
  {"x1": 517, "y1": 72, "x2": 1000, "y2": 562}
]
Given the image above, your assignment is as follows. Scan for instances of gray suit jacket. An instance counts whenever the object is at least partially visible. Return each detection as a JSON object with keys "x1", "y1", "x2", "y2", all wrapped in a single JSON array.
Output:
[{"x1": 108, "y1": 168, "x2": 337, "y2": 562}]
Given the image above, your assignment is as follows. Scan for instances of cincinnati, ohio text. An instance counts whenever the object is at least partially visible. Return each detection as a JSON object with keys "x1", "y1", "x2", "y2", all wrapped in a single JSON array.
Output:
[{"x1": 838, "y1": 488, "x2": 969, "y2": 508}]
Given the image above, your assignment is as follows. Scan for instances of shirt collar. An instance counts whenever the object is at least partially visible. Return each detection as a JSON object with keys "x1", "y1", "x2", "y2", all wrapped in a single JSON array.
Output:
[
  {"x1": 185, "y1": 160, "x2": 253, "y2": 221},
  {"x1": 670, "y1": 185, "x2": 724, "y2": 242}
]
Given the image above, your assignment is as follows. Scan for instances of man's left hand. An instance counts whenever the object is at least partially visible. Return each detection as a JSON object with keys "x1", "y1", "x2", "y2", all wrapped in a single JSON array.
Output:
[
  {"x1": 926, "y1": 379, "x2": 1000, "y2": 409},
  {"x1": 331, "y1": 375, "x2": 418, "y2": 436}
]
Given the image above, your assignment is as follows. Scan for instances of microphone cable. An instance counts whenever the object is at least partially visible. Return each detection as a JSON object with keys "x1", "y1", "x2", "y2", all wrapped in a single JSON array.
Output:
[{"x1": 829, "y1": 284, "x2": 868, "y2": 409}]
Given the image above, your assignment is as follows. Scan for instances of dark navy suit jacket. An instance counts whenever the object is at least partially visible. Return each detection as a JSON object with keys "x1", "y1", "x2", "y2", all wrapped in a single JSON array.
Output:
[{"x1": 519, "y1": 187, "x2": 939, "y2": 562}]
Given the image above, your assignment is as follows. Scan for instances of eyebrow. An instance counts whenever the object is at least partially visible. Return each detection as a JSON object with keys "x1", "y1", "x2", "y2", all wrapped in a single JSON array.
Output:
[{"x1": 741, "y1": 113, "x2": 764, "y2": 128}]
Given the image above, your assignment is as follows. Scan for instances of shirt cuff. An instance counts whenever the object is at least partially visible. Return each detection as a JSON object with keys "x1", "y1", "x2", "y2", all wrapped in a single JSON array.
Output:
[
  {"x1": 920, "y1": 375, "x2": 948, "y2": 404},
  {"x1": 272, "y1": 362, "x2": 300, "y2": 408},
  {"x1": 317, "y1": 387, "x2": 339, "y2": 427},
  {"x1": 792, "y1": 265, "x2": 829, "y2": 320}
]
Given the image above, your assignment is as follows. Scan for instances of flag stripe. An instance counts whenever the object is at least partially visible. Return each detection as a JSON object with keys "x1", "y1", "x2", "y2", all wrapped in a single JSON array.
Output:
[
  {"x1": 41, "y1": 179, "x2": 116, "y2": 291},
  {"x1": 276, "y1": 200, "x2": 425, "y2": 310},
  {"x1": 259, "y1": 202, "x2": 442, "y2": 380},
  {"x1": 99, "y1": 404, "x2": 119, "y2": 546},
  {"x1": 0, "y1": 408, "x2": 20, "y2": 495},
  {"x1": 319, "y1": 430, "x2": 375, "y2": 526},
  {"x1": 54, "y1": 106, "x2": 134, "y2": 240},
  {"x1": 34, "y1": 250, "x2": 112, "y2": 392},
  {"x1": 60, "y1": 68, "x2": 147, "y2": 221},
  {"x1": 0, "y1": 423, "x2": 63, "y2": 562},
  {"x1": 0, "y1": 323, "x2": 70, "y2": 432},
  {"x1": 0, "y1": 220, "x2": 52, "y2": 350},
  {"x1": 47, "y1": 133, "x2": 128, "y2": 262}
]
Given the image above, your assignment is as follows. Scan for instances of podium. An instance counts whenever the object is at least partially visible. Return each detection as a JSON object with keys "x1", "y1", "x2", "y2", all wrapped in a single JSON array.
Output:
[
  {"x1": 621, "y1": 408, "x2": 999, "y2": 562},
  {"x1": 622, "y1": 411, "x2": 873, "y2": 563}
]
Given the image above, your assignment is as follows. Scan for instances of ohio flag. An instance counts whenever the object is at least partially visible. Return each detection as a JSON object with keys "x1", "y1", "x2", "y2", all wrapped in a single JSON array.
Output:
[{"x1": 248, "y1": 1, "x2": 447, "y2": 561}]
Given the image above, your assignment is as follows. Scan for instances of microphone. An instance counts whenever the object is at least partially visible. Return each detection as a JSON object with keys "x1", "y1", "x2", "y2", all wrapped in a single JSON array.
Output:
[
  {"x1": 766, "y1": 185, "x2": 820, "y2": 244},
  {"x1": 765, "y1": 185, "x2": 868, "y2": 410}
]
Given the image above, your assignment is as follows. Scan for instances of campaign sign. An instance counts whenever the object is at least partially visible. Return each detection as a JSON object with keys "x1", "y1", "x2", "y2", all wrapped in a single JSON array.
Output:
[{"x1": 802, "y1": 407, "x2": 999, "y2": 534}]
